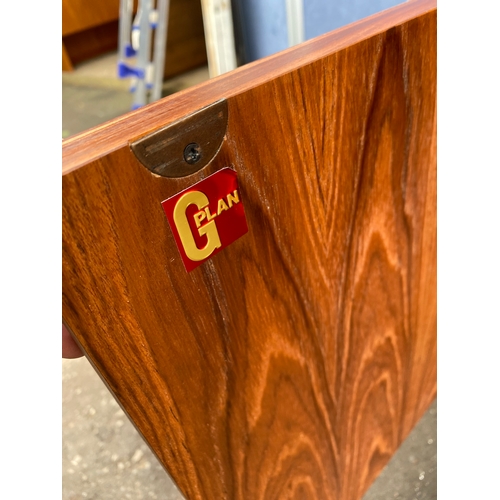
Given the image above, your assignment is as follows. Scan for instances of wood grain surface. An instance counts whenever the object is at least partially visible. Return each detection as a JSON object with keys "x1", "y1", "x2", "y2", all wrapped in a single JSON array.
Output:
[{"x1": 62, "y1": 1, "x2": 437, "y2": 499}]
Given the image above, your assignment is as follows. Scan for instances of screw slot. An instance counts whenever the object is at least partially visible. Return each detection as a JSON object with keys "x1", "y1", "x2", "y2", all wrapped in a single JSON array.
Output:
[{"x1": 183, "y1": 143, "x2": 202, "y2": 165}]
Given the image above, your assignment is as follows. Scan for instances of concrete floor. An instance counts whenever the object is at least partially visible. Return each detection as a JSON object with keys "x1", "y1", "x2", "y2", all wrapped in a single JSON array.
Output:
[
  {"x1": 62, "y1": 52, "x2": 437, "y2": 500},
  {"x1": 62, "y1": 53, "x2": 210, "y2": 138}
]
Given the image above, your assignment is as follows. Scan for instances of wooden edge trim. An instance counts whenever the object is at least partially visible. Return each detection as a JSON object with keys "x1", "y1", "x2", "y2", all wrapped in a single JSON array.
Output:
[{"x1": 62, "y1": 0, "x2": 436, "y2": 175}]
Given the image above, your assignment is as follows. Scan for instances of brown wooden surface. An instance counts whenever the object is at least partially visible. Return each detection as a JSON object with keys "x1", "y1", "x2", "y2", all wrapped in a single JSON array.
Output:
[
  {"x1": 62, "y1": 41, "x2": 73, "y2": 72},
  {"x1": 62, "y1": 0, "x2": 207, "y2": 77},
  {"x1": 62, "y1": 0, "x2": 120, "y2": 36},
  {"x1": 63, "y1": 20, "x2": 121, "y2": 69},
  {"x1": 63, "y1": 1, "x2": 437, "y2": 499}
]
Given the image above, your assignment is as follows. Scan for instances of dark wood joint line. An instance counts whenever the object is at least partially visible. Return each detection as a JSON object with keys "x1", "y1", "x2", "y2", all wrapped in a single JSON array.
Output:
[{"x1": 130, "y1": 99, "x2": 228, "y2": 178}]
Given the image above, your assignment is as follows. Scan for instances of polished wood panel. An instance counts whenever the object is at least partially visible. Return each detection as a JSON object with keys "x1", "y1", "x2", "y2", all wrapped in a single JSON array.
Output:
[
  {"x1": 63, "y1": 0, "x2": 436, "y2": 173},
  {"x1": 63, "y1": 1, "x2": 436, "y2": 499}
]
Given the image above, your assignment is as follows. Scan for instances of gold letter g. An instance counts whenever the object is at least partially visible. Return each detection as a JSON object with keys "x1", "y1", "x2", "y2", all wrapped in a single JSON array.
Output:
[{"x1": 173, "y1": 191, "x2": 221, "y2": 262}]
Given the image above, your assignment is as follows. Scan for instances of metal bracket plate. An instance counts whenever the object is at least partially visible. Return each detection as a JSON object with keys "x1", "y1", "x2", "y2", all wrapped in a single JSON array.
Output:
[{"x1": 130, "y1": 100, "x2": 228, "y2": 178}]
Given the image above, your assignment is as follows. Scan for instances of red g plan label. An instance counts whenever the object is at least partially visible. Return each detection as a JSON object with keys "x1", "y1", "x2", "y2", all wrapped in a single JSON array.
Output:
[{"x1": 161, "y1": 168, "x2": 248, "y2": 272}]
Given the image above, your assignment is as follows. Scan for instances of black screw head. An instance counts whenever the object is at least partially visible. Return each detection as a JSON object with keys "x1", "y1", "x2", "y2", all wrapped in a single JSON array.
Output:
[{"x1": 183, "y1": 143, "x2": 202, "y2": 164}]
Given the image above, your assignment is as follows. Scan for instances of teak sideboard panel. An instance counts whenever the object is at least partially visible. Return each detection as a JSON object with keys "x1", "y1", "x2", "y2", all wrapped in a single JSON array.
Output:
[{"x1": 62, "y1": 1, "x2": 436, "y2": 499}]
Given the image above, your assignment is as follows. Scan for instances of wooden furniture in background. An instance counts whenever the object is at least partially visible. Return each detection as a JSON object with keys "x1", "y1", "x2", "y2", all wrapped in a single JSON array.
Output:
[
  {"x1": 63, "y1": 0, "x2": 436, "y2": 498},
  {"x1": 62, "y1": 0, "x2": 207, "y2": 78}
]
